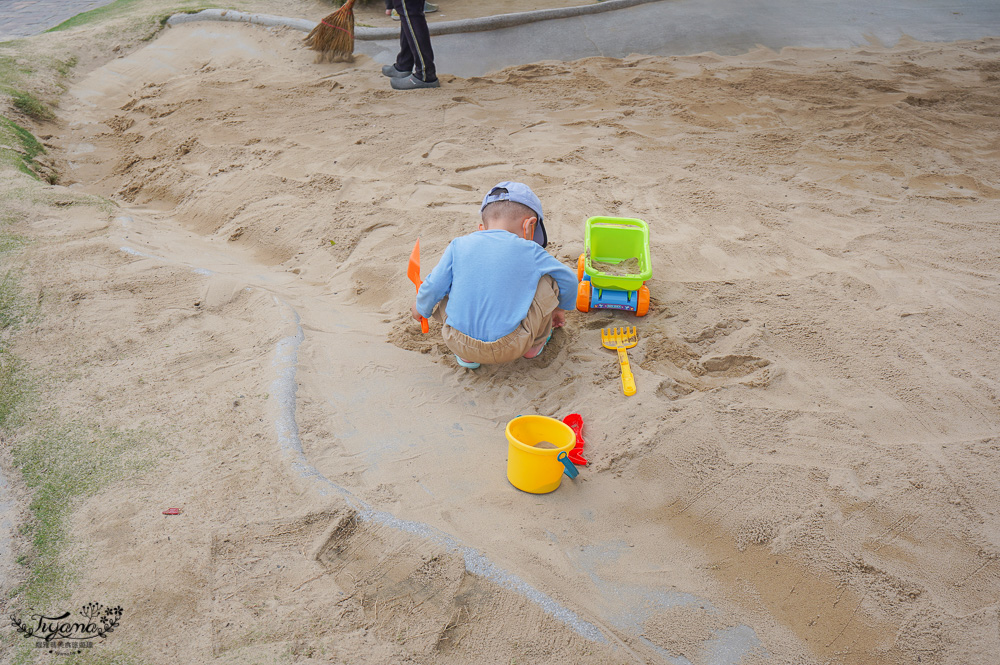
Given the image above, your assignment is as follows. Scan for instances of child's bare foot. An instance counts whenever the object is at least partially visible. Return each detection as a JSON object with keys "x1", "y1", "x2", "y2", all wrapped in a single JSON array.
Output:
[
  {"x1": 523, "y1": 344, "x2": 545, "y2": 359},
  {"x1": 523, "y1": 332, "x2": 552, "y2": 359}
]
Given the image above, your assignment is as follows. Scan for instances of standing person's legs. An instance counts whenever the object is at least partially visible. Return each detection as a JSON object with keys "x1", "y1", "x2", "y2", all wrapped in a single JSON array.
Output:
[
  {"x1": 391, "y1": 0, "x2": 414, "y2": 75},
  {"x1": 392, "y1": 0, "x2": 436, "y2": 82}
]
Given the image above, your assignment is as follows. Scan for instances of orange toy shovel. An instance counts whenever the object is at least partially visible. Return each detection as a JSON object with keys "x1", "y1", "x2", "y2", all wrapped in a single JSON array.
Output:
[{"x1": 408, "y1": 239, "x2": 429, "y2": 333}]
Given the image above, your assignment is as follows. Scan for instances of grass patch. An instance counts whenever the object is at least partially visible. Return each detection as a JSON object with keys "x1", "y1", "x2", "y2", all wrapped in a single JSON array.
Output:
[
  {"x1": 0, "y1": 54, "x2": 33, "y2": 89},
  {"x1": 0, "y1": 116, "x2": 45, "y2": 160},
  {"x1": 0, "y1": 230, "x2": 151, "y2": 662},
  {"x1": 0, "y1": 115, "x2": 47, "y2": 180},
  {"x1": 0, "y1": 53, "x2": 67, "y2": 124},
  {"x1": 2, "y1": 422, "x2": 155, "y2": 664},
  {"x1": 0, "y1": 5, "x2": 177, "y2": 663},
  {"x1": 12, "y1": 424, "x2": 152, "y2": 608},
  {"x1": 47, "y1": 0, "x2": 224, "y2": 34},
  {"x1": 0, "y1": 270, "x2": 28, "y2": 332},
  {"x1": 2, "y1": 88, "x2": 54, "y2": 122},
  {"x1": 0, "y1": 233, "x2": 27, "y2": 254},
  {"x1": 54, "y1": 55, "x2": 79, "y2": 78},
  {"x1": 0, "y1": 271, "x2": 26, "y2": 457},
  {"x1": 46, "y1": 0, "x2": 153, "y2": 33},
  {"x1": 0, "y1": 350, "x2": 25, "y2": 427}
]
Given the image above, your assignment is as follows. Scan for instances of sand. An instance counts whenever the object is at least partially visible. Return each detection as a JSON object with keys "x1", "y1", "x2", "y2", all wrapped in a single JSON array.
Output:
[
  {"x1": 2, "y1": 6, "x2": 1000, "y2": 665},
  {"x1": 591, "y1": 256, "x2": 643, "y2": 276}
]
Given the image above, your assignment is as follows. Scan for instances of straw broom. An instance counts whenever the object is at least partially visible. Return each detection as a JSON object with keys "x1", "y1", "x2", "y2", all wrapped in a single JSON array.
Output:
[{"x1": 305, "y1": 0, "x2": 358, "y2": 63}]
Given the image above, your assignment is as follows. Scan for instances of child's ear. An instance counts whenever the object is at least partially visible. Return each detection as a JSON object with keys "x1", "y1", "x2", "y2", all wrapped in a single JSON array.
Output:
[
  {"x1": 478, "y1": 223, "x2": 484, "y2": 231},
  {"x1": 523, "y1": 216, "x2": 537, "y2": 241}
]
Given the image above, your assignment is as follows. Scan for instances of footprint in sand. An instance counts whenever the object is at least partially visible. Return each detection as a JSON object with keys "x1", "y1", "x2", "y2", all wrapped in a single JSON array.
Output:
[
  {"x1": 695, "y1": 354, "x2": 771, "y2": 378},
  {"x1": 640, "y1": 324, "x2": 775, "y2": 398},
  {"x1": 906, "y1": 173, "x2": 1000, "y2": 199}
]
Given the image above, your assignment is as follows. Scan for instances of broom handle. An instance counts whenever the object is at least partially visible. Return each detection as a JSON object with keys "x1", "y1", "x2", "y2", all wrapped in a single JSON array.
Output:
[{"x1": 340, "y1": 0, "x2": 357, "y2": 11}]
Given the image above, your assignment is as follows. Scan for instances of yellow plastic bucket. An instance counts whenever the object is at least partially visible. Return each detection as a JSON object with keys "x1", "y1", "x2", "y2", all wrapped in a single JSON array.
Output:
[{"x1": 506, "y1": 415, "x2": 577, "y2": 494}]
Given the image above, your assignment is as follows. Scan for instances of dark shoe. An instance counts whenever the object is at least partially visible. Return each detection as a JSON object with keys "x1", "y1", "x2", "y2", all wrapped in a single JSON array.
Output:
[
  {"x1": 382, "y1": 64, "x2": 410, "y2": 78},
  {"x1": 391, "y1": 74, "x2": 440, "y2": 90}
]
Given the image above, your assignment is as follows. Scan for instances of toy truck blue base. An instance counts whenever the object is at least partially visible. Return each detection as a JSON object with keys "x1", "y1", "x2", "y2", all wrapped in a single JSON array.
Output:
[{"x1": 577, "y1": 275, "x2": 650, "y2": 315}]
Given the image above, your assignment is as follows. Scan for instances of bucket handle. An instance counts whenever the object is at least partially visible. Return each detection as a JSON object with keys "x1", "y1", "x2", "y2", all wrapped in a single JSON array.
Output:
[{"x1": 557, "y1": 451, "x2": 579, "y2": 479}]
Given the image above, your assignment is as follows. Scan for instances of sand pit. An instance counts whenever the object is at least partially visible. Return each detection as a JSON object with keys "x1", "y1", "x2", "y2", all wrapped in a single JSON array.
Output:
[{"x1": 5, "y1": 10, "x2": 999, "y2": 665}]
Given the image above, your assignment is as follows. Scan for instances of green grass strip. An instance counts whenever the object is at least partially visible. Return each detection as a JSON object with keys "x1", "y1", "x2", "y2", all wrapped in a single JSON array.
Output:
[
  {"x1": 0, "y1": 114, "x2": 47, "y2": 179},
  {"x1": 0, "y1": 350, "x2": 24, "y2": 426},
  {"x1": 46, "y1": 0, "x2": 224, "y2": 33},
  {"x1": 1, "y1": 88, "x2": 55, "y2": 122},
  {"x1": 0, "y1": 270, "x2": 27, "y2": 333},
  {"x1": 0, "y1": 228, "x2": 152, "y2": 665},
  {"x1": 12, "y1": 424, "x2": 152, "y2": 607},
  {"x1": 46, "y1": 0, "x2": 153, "y2": 33}
]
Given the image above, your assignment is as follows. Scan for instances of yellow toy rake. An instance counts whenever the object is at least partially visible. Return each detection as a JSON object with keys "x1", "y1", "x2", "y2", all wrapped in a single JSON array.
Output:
[{"x1": 600, "y1": 326, "x2": 638, "y2": 396}]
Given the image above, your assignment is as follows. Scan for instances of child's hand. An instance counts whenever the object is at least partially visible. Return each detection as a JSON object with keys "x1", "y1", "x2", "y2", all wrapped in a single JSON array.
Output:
[
  {"x1": 411, "y1": 302, "x2": 422, "y2": 321},
  {"x1": 552, "y1": 308, "x2": 567, "y2": 329}
]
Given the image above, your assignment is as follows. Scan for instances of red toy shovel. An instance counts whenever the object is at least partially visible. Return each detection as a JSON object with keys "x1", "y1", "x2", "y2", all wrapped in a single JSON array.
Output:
[
  {"x1": 563, "y1": 413, "x2": 588, "y2": 465},
  {"x1": 408, "y1": 239, "x2": 429, "y2": 333}
]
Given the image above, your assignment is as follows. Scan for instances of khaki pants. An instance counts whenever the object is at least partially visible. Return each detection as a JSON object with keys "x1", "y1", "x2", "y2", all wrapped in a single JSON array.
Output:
[{"x1": 432, "y1": 275, "x2": 559, "y2": 365}]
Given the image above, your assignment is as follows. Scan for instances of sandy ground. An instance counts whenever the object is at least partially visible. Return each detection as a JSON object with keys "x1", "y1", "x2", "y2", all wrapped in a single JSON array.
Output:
[{"x1": 2, "y1": 3, "x2": 1000, "y2": 664}]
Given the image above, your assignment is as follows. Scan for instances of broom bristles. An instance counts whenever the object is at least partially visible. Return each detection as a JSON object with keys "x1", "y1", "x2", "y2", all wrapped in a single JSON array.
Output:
[{"x1": 305, "y1": 0, "x2": 358, "y2": 63}]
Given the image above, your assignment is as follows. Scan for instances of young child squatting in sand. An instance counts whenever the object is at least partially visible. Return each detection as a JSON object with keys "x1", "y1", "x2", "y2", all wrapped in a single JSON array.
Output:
[{"x1": 411, "y1": 182, "x2": 578, "y2": 369}]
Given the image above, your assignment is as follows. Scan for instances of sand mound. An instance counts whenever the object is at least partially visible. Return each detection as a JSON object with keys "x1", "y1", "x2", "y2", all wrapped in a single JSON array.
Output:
[{"x1": 23, "y1": 19, "x2": 1000, "y2": 665}]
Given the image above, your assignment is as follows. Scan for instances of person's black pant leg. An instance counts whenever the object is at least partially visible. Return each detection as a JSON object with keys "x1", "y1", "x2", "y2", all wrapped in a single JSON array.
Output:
[
  {"x1": 392, "y1": 0, "x2": 436, "y2": 82},
  {"x1": 393, "y1": 18, "x2": 414, "y2": 75}
]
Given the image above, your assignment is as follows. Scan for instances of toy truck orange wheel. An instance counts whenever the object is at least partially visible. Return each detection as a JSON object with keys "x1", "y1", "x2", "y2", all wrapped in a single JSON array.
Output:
[
  {"x1": 636, "y1": 285, "x2": 650, "y2": 316},
  {"x1": 576, "y1": 281, "x2": 591, "y2": 313},
  {"x1": 577, "y1": 253, "x2": 586, "y2": 281}
]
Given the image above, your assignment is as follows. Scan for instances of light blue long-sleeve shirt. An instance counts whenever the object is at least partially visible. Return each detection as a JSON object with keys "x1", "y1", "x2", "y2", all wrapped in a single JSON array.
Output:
[{"x1": 416, "y1": 229, "x2": 578, "y2": 342}]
